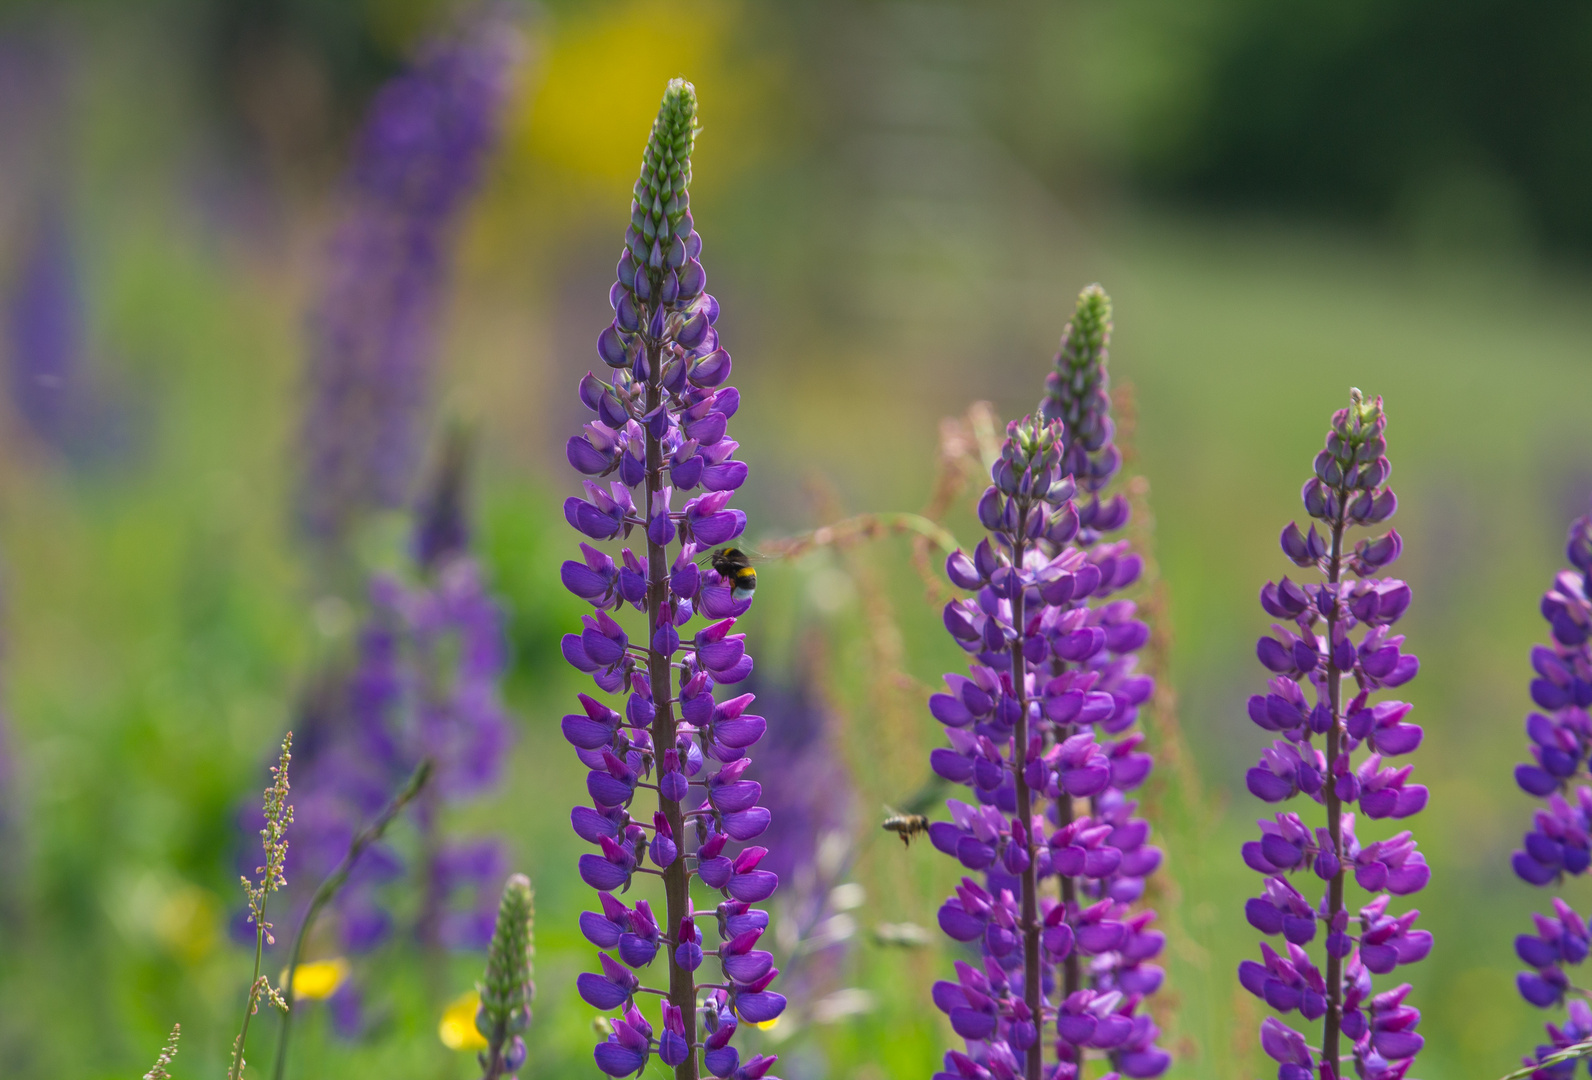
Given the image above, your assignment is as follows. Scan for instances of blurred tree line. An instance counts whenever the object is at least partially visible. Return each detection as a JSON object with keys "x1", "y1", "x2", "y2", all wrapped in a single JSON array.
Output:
[{"x1": 997, "y1": 0, "x2": 1592, "y2": 259}]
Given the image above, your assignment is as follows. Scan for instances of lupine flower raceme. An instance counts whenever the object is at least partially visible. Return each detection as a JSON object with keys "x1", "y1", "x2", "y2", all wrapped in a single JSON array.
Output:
[
  {"x1": 297, "y1": 4, "x2": 520, "y2": 547},
  {"x1": 239, "y1": 446, "x2": 513, "y2": 1035},
  {"x1": 561, "y1": 80, "x2": 783, "y2": 1080},
  {"x1": 1509, "y1": 512, "x2": 1592, "y2": 1074},
  {"x1": 1241, "y1": 390, "x2": 1428, "y2": 1080},
  {"x1": 928, "y1": 286, "x2": 1168, "y2": 1080}
]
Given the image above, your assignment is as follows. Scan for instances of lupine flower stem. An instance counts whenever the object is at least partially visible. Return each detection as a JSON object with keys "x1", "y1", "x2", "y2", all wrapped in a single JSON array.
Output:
[
  {"x1": 644, "y1": 325, "x2": 700, "y2": 1080},
  {"x1": 1322, "y1": 511, "x2": 1347, "y2": 1071},
  {"x1": 1007, "y1": 522, "x2": 1042, "y2": 1080},
  {"x1": 271, "y1": 759, "x2": 433, "y2": 1080}
]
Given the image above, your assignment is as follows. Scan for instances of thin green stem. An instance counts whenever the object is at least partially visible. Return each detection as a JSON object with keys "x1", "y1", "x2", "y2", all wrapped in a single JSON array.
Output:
[
  {"x1": 1499, "y1": 1039, "x2": 1592, "y2": 1080},
  {"x1": 270, "y1": 760, "x2": 434, "y2": 1080},
  {"x1": 229, "y1": 917, "x2": 270, "y2": 1080}
]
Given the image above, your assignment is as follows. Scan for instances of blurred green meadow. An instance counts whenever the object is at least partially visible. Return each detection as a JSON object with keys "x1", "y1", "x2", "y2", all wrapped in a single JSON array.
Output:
[{"x1": 2, "y1": 1, "x2": 1591, "y2": 1078}]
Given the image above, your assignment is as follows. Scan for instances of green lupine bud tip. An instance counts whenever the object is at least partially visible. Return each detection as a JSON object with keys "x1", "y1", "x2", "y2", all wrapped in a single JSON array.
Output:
[
  {"x1": 1042, "y1": 283, "x2": 1121, "y2": 495},
  {"x1": 479, "y1": 873, "x2": 535, "y2": 1031},
  {"x1": 1065, "y1": 284, "x2": 1112, "y2": 370},
  {"x1": 634, "y1": 79, "x2": 699, "y2": 239}
]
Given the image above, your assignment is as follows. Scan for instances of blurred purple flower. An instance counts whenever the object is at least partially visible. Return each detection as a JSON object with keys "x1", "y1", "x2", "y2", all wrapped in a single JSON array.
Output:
[
  {"x1": 297, "y1": 5, "x2": 521, "y2": 546},
  {"x1": 746, "y1": 674, "x2": 858, "y2": 1034},
  {"x1": 7, "y1": 208, "x2": 81, "y2": 448},
  {"x1": 236, "y1": 451, "x2": 512, "y2": 1030},
  {"x1": 1241, "y1": 390, "x2": 1426, "y2": 1080}
]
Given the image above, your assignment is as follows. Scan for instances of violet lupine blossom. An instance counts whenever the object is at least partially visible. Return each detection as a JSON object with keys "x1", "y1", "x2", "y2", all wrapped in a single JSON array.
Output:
[
  {"x1": 6, "y1": 209, "x2": 82, "y2": 449},
  {"x1": 927, "y1": 286, "x2": 1167, "y2": 1080},
  {"x1": 1507, "y1": 513, "x2": 1592, "y2": 1073},
  {"x1": 297, "y1": 4, "x2": 519, "y2": 547},
  {"x1": 560, "y1": 80, "x2": 780, "y2": 1080},
  {"x1": 238, "y1": 454, "x2": 513, "y2": 1032},
  {"x1": 1242, "y1": 390, "x2": 1428, "y2": 1080}
]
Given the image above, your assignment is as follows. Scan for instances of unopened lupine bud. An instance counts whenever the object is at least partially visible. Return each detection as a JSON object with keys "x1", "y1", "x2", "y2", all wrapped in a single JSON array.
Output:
[
  {"x1": 1042, "y1": 285, "x2": 1128, "y2": 538},
  {"x1": 478, "y1": 874, "x2": 535, "y2": 1038}
]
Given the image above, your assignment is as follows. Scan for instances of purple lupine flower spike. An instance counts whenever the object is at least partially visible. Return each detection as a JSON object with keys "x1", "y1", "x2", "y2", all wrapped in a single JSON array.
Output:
[
  {"x1": 1508, "y1": 512, "x2": 1592, "y2": 1071},
  {"x1": 1242, "y1": 390, "x2": 1426, "y2": 1080},
  {"x1": 297, "y1": 5, "x2": 520, "y2": 547},
  {"x1": 928, "y1": 285, "x2": 1167, "y2": 1080},
  {"x1": 562, "y1": 80, "x2": 779, "y2": 1080}
]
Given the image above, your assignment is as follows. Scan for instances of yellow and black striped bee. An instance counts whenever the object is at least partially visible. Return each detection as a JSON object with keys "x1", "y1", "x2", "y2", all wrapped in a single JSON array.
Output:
[
  {"x1": 708, "y1": 546, "x2": 758, "y2": 601},
  {"x1": 881, "y1": 809, "x2": 931, "y2": 848}
]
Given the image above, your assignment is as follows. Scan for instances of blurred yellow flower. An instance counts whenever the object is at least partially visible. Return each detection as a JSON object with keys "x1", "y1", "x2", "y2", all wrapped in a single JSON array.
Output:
[
  {"x1": 152, "y1": 882, "x2": 219, "y2": 964},
  {"x1": 754, "y1": 1016, "x2": 780, "y2": 1032},
  {"x1": 439, "y1": 990, "x2": 488, "y2": 1051},
  {"x1": 282, "y1": 957, "x2": 349, "y2": 1001},
  {"x1": 517, "y1": 3, "x2": 723, "y2": 186}
]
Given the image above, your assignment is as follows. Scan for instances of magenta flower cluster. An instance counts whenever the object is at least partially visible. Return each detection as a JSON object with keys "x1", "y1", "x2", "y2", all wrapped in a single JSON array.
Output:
[
  {"x1": 926, "y1": 288, "x2": 1168, "y2": 1080},
  {"x1": 1243, "y1": 391, "x2": 1429, "y2": 1080},
  {"x1": 559, "y1": 80, "x2": 783, "y2": 1080}
]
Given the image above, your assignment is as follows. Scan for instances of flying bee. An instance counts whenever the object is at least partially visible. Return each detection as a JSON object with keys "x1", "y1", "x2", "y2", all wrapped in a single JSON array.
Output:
[
  {"x1": 881, "y1": 807, "x2": 931, "y2": 848},
  {"x1": 706, "y1": 546, "x2": 758, "y2": 600}
]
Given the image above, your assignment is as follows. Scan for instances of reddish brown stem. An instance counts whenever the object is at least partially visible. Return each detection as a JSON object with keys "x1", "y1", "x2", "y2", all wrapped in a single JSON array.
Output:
[
  {"x1": 644, "y1": 336, "x2": 699, "y2": 1080},
  {"x1": 1009, "y1": 510, "x2": 1043, "y2": 1080}
]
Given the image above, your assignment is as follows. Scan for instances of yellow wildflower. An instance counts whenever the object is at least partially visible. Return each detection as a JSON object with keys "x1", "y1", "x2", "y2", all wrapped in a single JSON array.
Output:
[
  {"x1": 282, "y1": 957, "x2": 349, "y2": 1001},
  {"x1": 440, "y1": 990, "x2": 488, "y2": 1051}
]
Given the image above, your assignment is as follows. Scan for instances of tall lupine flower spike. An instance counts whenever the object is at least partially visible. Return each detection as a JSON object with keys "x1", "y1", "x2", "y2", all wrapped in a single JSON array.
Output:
[
  {"x1": 562, "y1": 80, "x2": 780, "y2": 1080},
  {"x1": 1041, "y1": 285, "x2": 1129, "y2": 542},
  {"x1": 230, "y1": 734, "x2": 295, "y2": 1080},
  {"x1": 476, "y1": 874, "x2": 535, "y2": 1080},
  {"x1": 1242, "y1": 391, "x2": 1427, "y2": 1080},
  {"x1": 1506, "y1": 513, "x2": 1592, "y2": 1074},
  {"x1": 297, "y1": 5, "x2": 520, "y2": 548},
  {"x1": 929, "y1": 380, "x2": 1168, "y2": 1079}
]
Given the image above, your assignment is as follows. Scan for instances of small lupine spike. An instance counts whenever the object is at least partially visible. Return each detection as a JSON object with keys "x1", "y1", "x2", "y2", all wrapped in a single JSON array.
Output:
[{"x1": 476, "y1": 873, "x2": 535, "y2": 1079}]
